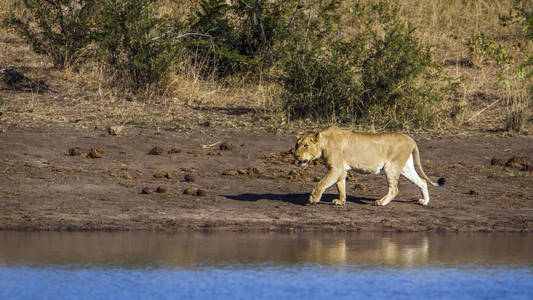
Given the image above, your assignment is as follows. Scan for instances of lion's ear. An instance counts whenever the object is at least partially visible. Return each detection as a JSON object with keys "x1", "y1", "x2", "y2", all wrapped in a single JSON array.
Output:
[{"x1": 311, "y1": 132, "x2": 320, "y2": 143}]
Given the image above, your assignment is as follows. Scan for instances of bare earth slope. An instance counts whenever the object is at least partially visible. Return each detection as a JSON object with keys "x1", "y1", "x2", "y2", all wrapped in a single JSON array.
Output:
[{"x1": 0, "y1": 126, "x2": 532, "y2": 232}]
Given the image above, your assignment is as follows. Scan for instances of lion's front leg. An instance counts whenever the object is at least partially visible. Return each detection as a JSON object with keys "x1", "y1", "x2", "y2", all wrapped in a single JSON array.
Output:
[
  {"x1": 309, "y1": 169, "x2": 342, "y2": 204},
  {"x1": 332, "y1": 170, "x2": 348, "y2": 206}
]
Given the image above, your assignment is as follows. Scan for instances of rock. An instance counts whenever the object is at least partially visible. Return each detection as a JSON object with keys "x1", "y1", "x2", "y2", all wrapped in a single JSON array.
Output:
[
  {"x1": 288, "y1": 170, "x2": 301, "y2": 180},
  {"x1": 156, "y1": 185, "x2": 168, "y2": 193},
  {"x1": 219, "y1": 141, "x2": 233, "y2": 151},
  {"x1": 247, "y1": 167, "x2": 263, "y2": 176},
  {"x1": 165, "y1": 172, "x2": 175, "y2": 179},
  {"x1": 184, "y1": 174, "x2": 196, "y2": 182},
  {"x1": 0, "y1": 68, "x2": 46, "y2": 91},
  {"x1": 353, "y1": 183, "x2": 364, "y2": 190},
  {"x1": 196, "y1": 189, "x2": 207, "y2": 197},
  {"x1": 222, "y1": 169, "x2": 238, "y2": 176},
  {"x1": 183, "y1": 188, "x2": 195, "y2": 195},
  {"x1": 490, "y1": 156, "x2": 507, "y2": 167},
  {"x1": 142, "y1": 187, "x2": 153, "y2": 194},
  {"x1": 89, "y1": 148, "x2": 103, "y2": 158},
  {"x1": 467, "y1": 189, "x2": 477, "y2": 195},
  {"x1": 121, "y1": 171, "x2": 132, "y2": 180},
  {"x1": 68, "y1": 147, "x2": 83, "y2": 156},
  {"x1": 148, "y1": 147, "x2": 164, "y2": 155},
  {"x1": 506, "y1": 156, "x2": 529, "y2": 171},
  {"x1": 168, "y1": 148, "x2": 181, "y2": 154},
  {"x1": 153, "y1": 170, "x2": 165, "y2": 178},
  {"x1": 107, "y1": 125, "x2": 123, "y2": 136}
]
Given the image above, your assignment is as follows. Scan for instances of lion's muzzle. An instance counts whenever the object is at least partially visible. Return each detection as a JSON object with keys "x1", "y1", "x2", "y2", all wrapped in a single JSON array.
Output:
[{"x1": 297, "y1": 159, "x2": 309, "y2": 168}]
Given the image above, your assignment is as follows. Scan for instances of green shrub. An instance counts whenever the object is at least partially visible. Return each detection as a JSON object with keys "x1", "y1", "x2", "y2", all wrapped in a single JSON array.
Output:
[
  {"x1": 281, "y1": 0, "x2": 456, "y2": 128},
  {"x1": 3, "y1": 0, "x2": 96, "y2": 69},
  {"x1": 280, "y1": 0, "x2": 360, "y2": 123},
  {"x1": 186, "y1": 0, "x2": 292, "y2": 77},
  {"x1": 94, "y1": 0, "x2": 183, "y2": 94}
]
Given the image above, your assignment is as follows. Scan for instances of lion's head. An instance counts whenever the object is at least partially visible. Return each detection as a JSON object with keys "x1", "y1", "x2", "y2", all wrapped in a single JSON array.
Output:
[{"x1": 294, "y1": 132, "x2": 322, "y2": 168}]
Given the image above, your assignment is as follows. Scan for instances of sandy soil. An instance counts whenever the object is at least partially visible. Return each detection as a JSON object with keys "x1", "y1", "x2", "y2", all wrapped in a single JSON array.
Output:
[{"x1": 0, "y1": 125, "x2": 532, "y2": 232}]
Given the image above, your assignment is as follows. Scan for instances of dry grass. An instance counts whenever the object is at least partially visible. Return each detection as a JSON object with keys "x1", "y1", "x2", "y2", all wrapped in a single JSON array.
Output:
[{"x1": 0, "y1": 0, "x2": 532, "y2": 134}]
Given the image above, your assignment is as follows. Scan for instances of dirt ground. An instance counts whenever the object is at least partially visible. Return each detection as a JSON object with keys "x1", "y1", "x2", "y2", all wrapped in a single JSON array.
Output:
[{"x1": 1, "y1": 125, "x2": 532, "y2": 232}]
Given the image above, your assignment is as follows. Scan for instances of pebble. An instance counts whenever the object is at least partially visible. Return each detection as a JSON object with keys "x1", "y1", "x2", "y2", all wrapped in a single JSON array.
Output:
[{"x1": 149, "y1": 147, "x2": 164, "y2": 155}]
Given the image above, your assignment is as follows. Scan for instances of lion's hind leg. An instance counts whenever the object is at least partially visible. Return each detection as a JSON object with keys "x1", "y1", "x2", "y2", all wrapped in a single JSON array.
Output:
[
  {"x1": 375, "y1": 163, "x2": 401, "y2": 206},
  {"x1": 401, "y1": 154, "x2": 430, "y2": 205}
]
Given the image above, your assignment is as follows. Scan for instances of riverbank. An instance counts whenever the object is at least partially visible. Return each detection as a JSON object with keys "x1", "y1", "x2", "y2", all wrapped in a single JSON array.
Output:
[{"x1": 1, "y1": 125, "x2": 532, "y2": 232}]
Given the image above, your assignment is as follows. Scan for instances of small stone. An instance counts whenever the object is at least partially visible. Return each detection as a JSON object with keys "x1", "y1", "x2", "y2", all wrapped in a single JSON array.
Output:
[
  {"x1": 149, "y1": 147, "x2": 164, "y2": 155},
  {"x1": 184, "y1": 174, "x2": 196, "y2": 182},
  {"x1": 196, "y1": 189, "x2": 207, "y2": 197},
  {"x1": 183, "y1": 188, "x2": 195, "y2": 195},
  {"x1": 313, "y1": 176, "x2": 322, "y2": 182},
  {"x1": 68, "y1": 147, "x2": 82, "y2": 156},
  {"x1": 180, "y1": 167, "x2": 197, "y2": 173},
  {"x1": 153, "y1": 170, "x2": 165, "y2": 178},
  {"x1": 107, "y1": 125, "x2": 123, "y2": 136},
  {"x1": 89, "y1": 148, "x2": 103, "y2": 158},
  {"x1": 207, "y1": 151, "x2": 215, "y2": 156},
  {"x1": 165, "y1": 172, "x2": 175, "y2": 179},
  {"x1": 490, "y1": 156, "x2": 507, "y2": 167},
  {"x1": 168, "y1": 148, "x2": 181, "y2": 154},
  {"x1": 506, "y1": 156, "x2": 529, "y2": 171},
  {"x1": 156, "y1": 185, "x2": 168, "y2": 193},
  {"x1": 142, "y1": 187, "x2": 153, "y2": 194},
  {"x1": 222, "y1": 169, "x2": 238, "y2": 176},
  {"x1": 219, "y1": 141, "x2": 233, "y2": 151},
  {"x1": 467, "y1": 189, "x2": 477, "y2": 195},
  {"x1": 237, "y1": 169, "x2": 247, "y2": 175},
  {"x1": 121, "y1": 171, "x2": 132, "y2": 180},
  {"x1": 247, "y1": 167, "x2": 263, "y2": 176}
]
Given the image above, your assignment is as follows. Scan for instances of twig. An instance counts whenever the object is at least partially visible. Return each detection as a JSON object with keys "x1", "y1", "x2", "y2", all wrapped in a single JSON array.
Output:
[
  {"x1": 201, "y1": 141, "x2": 222, "y2": 149},
  {"x1": 467, "y1": 99, "x2": 502, "y2": 123}
]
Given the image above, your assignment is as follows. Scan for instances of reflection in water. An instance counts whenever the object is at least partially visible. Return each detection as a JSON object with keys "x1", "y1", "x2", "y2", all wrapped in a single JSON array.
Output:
[
  {"x1": 1, "y1": 232, "x2": 533, "y2": 299},
  {"x1": 0, "y1": 231, "x2": 532, "y2": 269}
]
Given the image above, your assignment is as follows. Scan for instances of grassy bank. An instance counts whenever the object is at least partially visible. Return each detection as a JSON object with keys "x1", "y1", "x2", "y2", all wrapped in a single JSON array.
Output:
[{"x1": 0, "y1": 0, "x2": 531, "y2": 134}]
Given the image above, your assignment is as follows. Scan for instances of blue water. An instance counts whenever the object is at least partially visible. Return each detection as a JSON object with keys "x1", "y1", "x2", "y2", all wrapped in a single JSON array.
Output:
[
  {"x1": 1, "y1": 265, "x2": 532, "y2": 299},
  {"x1": 1, "y1": 232, "x2": 532, "y2": 299}
]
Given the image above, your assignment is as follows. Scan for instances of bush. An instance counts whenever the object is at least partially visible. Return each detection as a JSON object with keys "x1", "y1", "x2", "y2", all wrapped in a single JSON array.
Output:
[
  {"x1": 281, "y1": 0, "x2": 456, "y2": 128},
  {"x1": 3, "y1": 0, "x2": 96, "y2": 69},
  {"x1": 94, "y1": 0, "x2": 183, "y2": 94},
  {"x1": 498, "y1": 1, "x2": 532, "y2": 133},
  {"x1": 186, "y1": 0, "x2": 292, "y2": 77},
  {"x1": 280, "y1": 0, "x2": 360, "y2": 123}
]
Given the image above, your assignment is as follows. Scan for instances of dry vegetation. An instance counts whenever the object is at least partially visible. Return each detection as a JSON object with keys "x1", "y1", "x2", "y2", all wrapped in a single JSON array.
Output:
[{"x1": 0, "y1": 0, "x2": 531, "y2": 134}]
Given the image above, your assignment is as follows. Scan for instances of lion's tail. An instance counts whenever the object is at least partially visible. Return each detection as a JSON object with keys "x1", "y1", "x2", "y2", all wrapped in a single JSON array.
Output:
[{"x1": 412, "y1": 144, "x2": 445, "y2": 187}]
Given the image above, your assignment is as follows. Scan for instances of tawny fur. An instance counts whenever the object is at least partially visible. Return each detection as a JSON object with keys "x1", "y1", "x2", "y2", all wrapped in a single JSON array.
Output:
[{"x1": 294, "y1": 126, "x2": 443, "y2": 206}]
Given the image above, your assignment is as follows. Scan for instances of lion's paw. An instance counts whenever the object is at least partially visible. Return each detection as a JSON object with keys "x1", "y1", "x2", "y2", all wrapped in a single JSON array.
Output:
[
  {"x1": 374, "y1": 198, "x2": 388, "y2": 206},
  {"x1": 332, "y1": 199, "x2": 345, "y2": 206},
  {"x1": 418, "y1": 199, "x2": 429, "y2": 206}
]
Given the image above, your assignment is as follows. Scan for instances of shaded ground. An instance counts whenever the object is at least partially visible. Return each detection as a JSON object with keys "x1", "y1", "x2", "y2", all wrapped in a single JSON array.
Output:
[{"x1": 1, "y1": 126, "x2": 532, "y2": 232}]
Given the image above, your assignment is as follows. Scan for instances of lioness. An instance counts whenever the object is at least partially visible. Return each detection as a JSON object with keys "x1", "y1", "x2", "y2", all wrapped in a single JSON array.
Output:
[{"x1": 294, "y1": 126, "x2": 444, "y2": 206}]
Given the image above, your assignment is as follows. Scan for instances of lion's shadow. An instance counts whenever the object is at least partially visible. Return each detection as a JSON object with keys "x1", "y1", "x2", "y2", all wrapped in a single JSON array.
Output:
[{"x1": 224, "y1": 193, "x2": 373, "y2": 206}]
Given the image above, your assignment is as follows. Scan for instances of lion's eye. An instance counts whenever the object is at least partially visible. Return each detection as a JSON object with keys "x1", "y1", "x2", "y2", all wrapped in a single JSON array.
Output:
[{"x1": 303, "y1": 144, "x2": 308, "y2": 149}]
